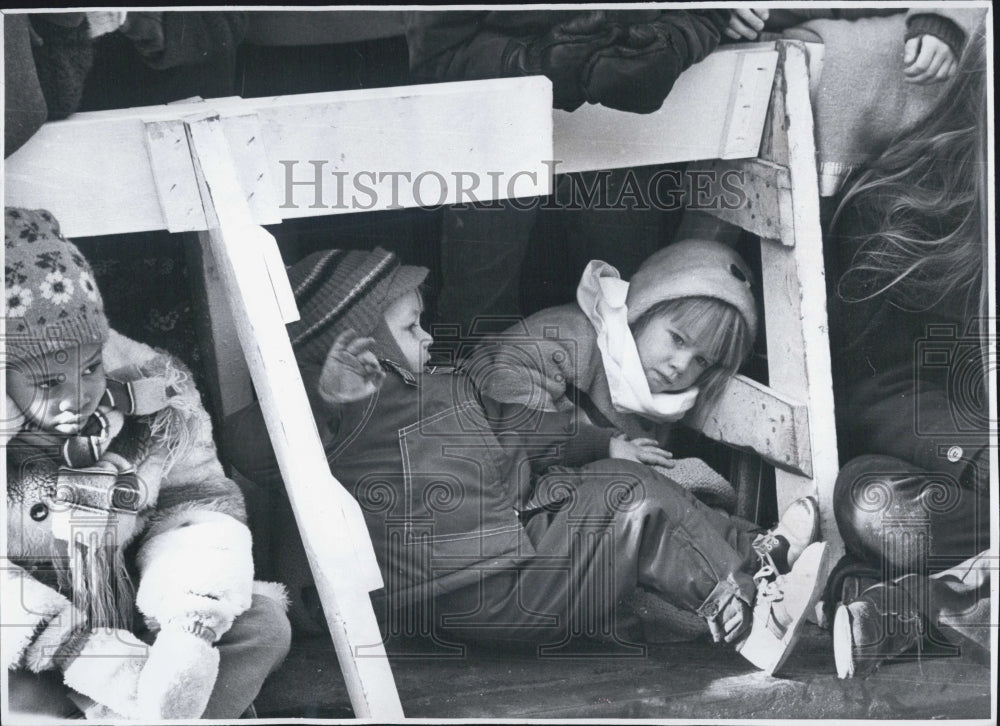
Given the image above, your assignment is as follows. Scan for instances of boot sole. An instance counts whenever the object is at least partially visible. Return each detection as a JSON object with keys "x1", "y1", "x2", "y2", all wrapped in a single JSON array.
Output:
[
  {"x1": 737, "y1": 541, "x2": 830, "y2": 676},
  {"x1": 833, "y1": 603, "x2": 856, "y2": 679}
]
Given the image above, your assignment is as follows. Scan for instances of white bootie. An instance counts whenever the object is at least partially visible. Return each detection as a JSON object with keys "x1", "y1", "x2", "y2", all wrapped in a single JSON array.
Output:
[
  {"x1": 736, "y1": 541, "x2": 831, "y2": 676},
  {"x1": 752, "y1": 496, "x2": 820, "y2": 574}
]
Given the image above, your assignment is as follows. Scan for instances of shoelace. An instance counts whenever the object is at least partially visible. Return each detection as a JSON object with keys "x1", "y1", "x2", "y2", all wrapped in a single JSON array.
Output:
[{"x1": 752, "y1": 564, "x2": 785, "y2": 605}]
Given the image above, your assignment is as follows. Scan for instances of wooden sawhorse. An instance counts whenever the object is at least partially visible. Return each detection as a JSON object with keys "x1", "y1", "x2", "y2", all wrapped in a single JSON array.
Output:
[
  {"x1": 4, "y1": 39, "x2": 837, "y2": 716},
  {"x1": 553, "y1": 39, "x2": 842, "y2": 560}
]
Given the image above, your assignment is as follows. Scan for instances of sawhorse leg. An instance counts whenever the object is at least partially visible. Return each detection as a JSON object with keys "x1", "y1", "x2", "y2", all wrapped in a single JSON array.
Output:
[{"x1": 179, "y1": 112, "x2": 403, "y2": 719}]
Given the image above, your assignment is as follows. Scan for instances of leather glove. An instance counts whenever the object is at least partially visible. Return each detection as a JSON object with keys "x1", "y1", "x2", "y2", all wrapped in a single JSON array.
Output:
[
  {"x1": 582, "y1": 12, "x2": 725, "y2": 114},
  {"x1": 119, "y1": 12, "x2": 165, "y2": 60},
  {"x1": 502, "y1": 11, "x2": 623, "y2": 111}
]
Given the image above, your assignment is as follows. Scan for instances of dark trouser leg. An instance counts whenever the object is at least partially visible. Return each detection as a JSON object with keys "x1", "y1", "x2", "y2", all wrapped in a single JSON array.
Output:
[
  {"x1": 8, "y1": 669, "x2": 82, "y2": 720},
  {"x1": 432, "y1": 459, "x2": 757, "y2": 644},
  {"x1": 895, "y1": 551, "x2": 992, "y2": 661},
  {"x1": 834, "y1": 455, "x2": 989, "y2": 571},
  {"x1": 200, "y1": 593, "x2": 293, "y2": 719}
]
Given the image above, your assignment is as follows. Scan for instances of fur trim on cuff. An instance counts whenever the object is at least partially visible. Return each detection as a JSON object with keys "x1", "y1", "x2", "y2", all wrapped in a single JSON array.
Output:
[
  {"x1": 22, "y1": 605, "x2": 88, "y2": 673},
  {"x1": 60, "y1": 630, "x2": 149, "y2": 719},
  {"x1": 135, "y1": 512, "x2": 254, "y2": 636},
  {"x1": 253, "y1": 580, "x2": 291, "y2": 612},
  {"x1": 1, "y1": 568, "x2": 72, "y2": 670}
]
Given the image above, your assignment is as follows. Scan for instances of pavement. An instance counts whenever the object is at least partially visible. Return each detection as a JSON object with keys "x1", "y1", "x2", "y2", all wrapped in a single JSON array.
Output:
[{"x1": 255, "y1": 623, "x2": 993, "y2": 720}]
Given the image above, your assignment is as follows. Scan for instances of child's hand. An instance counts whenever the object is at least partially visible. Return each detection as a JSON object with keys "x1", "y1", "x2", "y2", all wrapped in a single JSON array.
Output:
[
  {"x1": 903, "y1": 34, "x2": 957, "y2": 84},
  {"x1": 708, "y1": 597, "x2": 751, "y2": 644},
  {"x1": 317, "y1": 329, "x2": 386, "y2": 405},
  {"x1": 609, "y1": 433, "x2": 674, "y2": 467},
  {"x1": 724, "y1": 8, "x2": 769, "y2": 41}
]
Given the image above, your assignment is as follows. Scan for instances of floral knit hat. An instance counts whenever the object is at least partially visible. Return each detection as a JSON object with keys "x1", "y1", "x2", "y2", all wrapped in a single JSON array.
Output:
[{"x1": 4, "y1": 208, "x2": 109, "y2": 360}]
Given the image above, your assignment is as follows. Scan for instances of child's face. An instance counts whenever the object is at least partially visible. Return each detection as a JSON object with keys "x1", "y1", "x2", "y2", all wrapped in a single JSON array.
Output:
[
  {"x1": 383, "y1": 291, "x2": 433, "y2": 373},
  {"x1": 6, "y1": 342, "x2": 106, "y2": 435},
  {"x1": 633, "y1": 311, "x2": 714, "y2": 393}
]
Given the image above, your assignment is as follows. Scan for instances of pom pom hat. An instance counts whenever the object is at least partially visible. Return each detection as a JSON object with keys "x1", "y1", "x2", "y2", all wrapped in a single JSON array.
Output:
[
  {"x1": 626, "y1": 238, "x2": 758, "y2": 341},
  {"x1": 4, "y1": 208, "x2": 109, "y2": 360},
  {"x1": 286, "y1": 247, "x2": 429, "y2": 366}
]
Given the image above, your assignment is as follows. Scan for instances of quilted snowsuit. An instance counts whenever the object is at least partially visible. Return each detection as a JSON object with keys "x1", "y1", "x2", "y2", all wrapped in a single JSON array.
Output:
[{"x1": 226, "y1": 358, "x2": 761, "y2": 645}]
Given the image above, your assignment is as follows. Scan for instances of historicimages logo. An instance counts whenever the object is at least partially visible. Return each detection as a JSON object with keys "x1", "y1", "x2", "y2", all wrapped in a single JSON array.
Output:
[{"x1": 278, "y1": 159, "x2": 749, "y2": 213}]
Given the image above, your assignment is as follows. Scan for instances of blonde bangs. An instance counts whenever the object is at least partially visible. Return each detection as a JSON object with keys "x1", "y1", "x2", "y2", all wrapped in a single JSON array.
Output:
[{"x1": 653, "y1": 297, "x2": 751, "y2": 373}]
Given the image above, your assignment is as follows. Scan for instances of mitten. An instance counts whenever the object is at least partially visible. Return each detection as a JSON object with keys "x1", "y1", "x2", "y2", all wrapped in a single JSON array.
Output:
[
  {"x1": 135, "y1": 625, "x2": 219, "y2": 720},
  {"x1": 582, "y1": 11, "x2": 726, "y2": 113},
  {"x1": 503, "y1": 11, "x2": 623, "y2": 111},
  {"x1": 135, "y1": 510, "x2": 254, "y2": 641}
]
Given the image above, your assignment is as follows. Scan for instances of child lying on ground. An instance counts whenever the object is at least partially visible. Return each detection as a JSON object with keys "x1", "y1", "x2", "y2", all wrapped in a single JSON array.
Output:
[
  {"x1": 225, "y1": 246, "x2": 830, "y2": 676},
  {"x1": 3, "y1": 208, "x2": 290, "y2": 720}
]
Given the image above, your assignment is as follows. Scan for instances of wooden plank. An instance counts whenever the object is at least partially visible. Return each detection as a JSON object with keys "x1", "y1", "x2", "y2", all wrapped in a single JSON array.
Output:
[
  {"x1": 720, "y1": 47, "x2": 780, "y2": 158},
  {"x1": 220, "y1": 114, "x2": 284, "y2": 226},
  {"x1": 5, "y1": 77, "x2": 553, "y2": 238},
  {"x1": 758, "y1": 42, "x2": 841, "y2": 556},
  {"x1": 143, "y1": 120, "x2": 253, "y2": 420},
  {"x1": 183, "y1": 112, "x2": 403, "y2": 719},
  {"x1": 696, "y1": 158, "x2": 794, "y2": 246},
  {"x1": 183, "y1": 232, "x2": 255, "y2": 420},
  {"x1": 688, "y1": 374, "x2": 812, "y2": 477},
  {"x1": 553, "y1": 46, "x2": 777, "y2": 174},
  {"x1": 144, "y1": 120, "x2": 208, "y2": 232}
]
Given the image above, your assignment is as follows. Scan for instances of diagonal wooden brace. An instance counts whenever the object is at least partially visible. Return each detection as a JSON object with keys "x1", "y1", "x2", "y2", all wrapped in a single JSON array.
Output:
[{"x1": 180, "y1": 111, "x2": 403, "y2": 719}]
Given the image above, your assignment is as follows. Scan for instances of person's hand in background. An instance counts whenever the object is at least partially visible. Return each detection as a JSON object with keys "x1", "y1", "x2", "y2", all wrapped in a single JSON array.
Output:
[
  {"x1": 724, "y1": 8, "x2": 770, "y2": 41},
  {"x1": 903, "y1": 34, "x2": 957, "y2": 84}
]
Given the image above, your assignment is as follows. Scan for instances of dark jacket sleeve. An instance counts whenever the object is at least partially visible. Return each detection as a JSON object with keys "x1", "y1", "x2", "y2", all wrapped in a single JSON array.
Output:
[
  {"x1": 482, "y1": 398, "x2": 616, "y2": 473},
  {"x1": 4, "y1": 14, "x2": 49, "y2": 157},
  {"x1": 404, "y1": 10, "x2": 728, "y2": 114},
  {"x1": 405, "y1": 11, "x2": 509, "y2": 82},
  {"x1": 221, "y1": 363, "x2": 374, "y2": 490},
  {"x1": 27, "y1": 13, "x2": 94, "y2": 121},
  {"x1": 580, "y1": 9, "x2": 730, "y2": 113},
  {"x1": 130, "y1": 11, "x2": 248, "y2": 70}
]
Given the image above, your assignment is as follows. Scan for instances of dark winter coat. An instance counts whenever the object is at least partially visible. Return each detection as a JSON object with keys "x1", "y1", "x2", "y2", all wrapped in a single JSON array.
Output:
[
  {"x1": 404, "y1": 9, "x2": 731, "y2": 113},
  {"x1": 826, "y1": 212, "x2": 989, "y2": 491},
  {"x1": 226, "y1": 362, "x2": 560, "y2": 602}
]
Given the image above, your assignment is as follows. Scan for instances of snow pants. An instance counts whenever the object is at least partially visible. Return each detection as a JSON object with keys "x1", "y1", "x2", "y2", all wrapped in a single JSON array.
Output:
[{"x1": 387, "y1": 459, "x2": 761, "y2": 646}]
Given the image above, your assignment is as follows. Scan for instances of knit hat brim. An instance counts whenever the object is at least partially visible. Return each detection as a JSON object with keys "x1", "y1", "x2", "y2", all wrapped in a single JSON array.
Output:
[
  {"x1": 285, "y1": 247, "x2": 428, "y2": 367},
  {"x1": 625, "y1": 238, "x2": 758, "y2": 340}
]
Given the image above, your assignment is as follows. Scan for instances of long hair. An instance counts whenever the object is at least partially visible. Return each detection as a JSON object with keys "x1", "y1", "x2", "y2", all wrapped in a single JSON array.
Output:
[
  {"x1": 630, "y1": 296, "x2": 752, "y2": 412},
  {"x1": 831, "y1": 28, "x2": 988, "y2": 319}
]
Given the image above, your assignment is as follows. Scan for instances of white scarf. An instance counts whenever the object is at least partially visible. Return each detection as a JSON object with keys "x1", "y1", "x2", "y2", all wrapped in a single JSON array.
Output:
[{"x1": 576, "y1": 261, "x2": 698, "y2": 423}]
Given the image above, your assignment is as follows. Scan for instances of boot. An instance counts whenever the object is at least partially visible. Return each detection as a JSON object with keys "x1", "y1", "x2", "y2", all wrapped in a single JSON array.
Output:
[
  {"x1": 833, "y1": 579, "x2": 924, "y2": 679},
  {"x1": 736, "y1": 541, "x2": 831, "y2": 676},
  {"x1": 751, "y1": 496, "x2": 820, "y2": 575},
  {"x1": 822, "y1": 555, "x2": 883, "y2": 624}
]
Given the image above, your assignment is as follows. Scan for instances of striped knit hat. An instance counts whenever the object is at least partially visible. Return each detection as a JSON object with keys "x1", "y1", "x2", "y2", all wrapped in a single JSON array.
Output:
[
  {"x1": 4, "y1": 208, "x2": 109, "y2": 361},
  {"x1": 286, "y1": 247, "x2": 429, "y2": 366}
]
